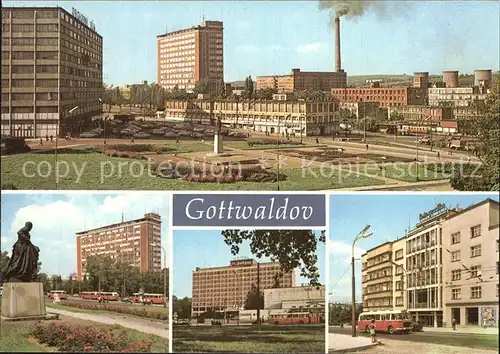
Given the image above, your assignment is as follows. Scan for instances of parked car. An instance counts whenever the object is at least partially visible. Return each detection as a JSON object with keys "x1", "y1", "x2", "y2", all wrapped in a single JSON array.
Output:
[
  {"x1": 211, "y1": 320, "x2": 222, "y2": 326},
  {"x1": 80, "y1": 132, "x2": 97, "y2": 138},
  {"x1": 411, "y1": 321, "x2": 424, "y2": 332},
  {"x1": 177, "y1": 319, "x2": 190, "y2": 325},
  {"x1": 418, "y1": 137, "x2": 431, "y2": 145},
  {"x1": 133, "y1": 132, "x2": 151, "y2": 139}
]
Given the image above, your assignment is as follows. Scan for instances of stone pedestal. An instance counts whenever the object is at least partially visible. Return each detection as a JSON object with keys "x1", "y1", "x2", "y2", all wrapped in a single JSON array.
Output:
[
  {"x1": 1, "y1": 282, "x2": 46, "y2": 318},
  {"x1": 214, "y1": 133, "x2": 223, "y2": 154}
]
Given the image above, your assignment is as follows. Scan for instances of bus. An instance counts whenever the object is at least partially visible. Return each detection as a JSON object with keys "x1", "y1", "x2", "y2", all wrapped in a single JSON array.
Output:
[
  {"x1": 48, "y1": 290, "x2": 69, "y2": 300},
  {"x1": 100, "y1": 292, "x2": 119, "y2": 301},
  {"x1": 131, "y1": 293, "x2": 165, "y2": 305},
  {"x1": 80, "y1": 291, "x2": 99, "y2": 300},
  {"x1": 358, "y1": 310, "x2": 413, "y2": 334},
  {"x1": 268, "y1": 312, "x2": 324, "y2": 325}
]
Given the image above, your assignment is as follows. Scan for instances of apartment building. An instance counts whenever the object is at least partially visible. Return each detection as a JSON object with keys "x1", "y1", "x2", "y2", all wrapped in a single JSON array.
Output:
[
  {"x1": 157, "y1": 20, "x2": 223, "y2": 92},
  {"x1": 257, "y1": 68, "x2": 347, "y2": 93},
  {"x1": 76, "y1": 213, "x2": 162, "y2": 280},
  {"x1": 1, "y1": 7, "x2": 103, "y2": 137},
  {"x1": 361, "y1": 242, "x2": 394, "y2": 311},
  {"x1": 442, "y1": 199, "x2": 499, "y2": 327},
  {"x1": 191, "y1": 258, "x2": 295, "y2": 317},
  {"x1": 361, "y1": 199, "x2": 499, "y2": 328},
  {"x1": 331, "y1": 87, "x2": 427, "y2": 109},
  {"x1": 162, "y1": 98, "x2": 340, "y2": 136}
]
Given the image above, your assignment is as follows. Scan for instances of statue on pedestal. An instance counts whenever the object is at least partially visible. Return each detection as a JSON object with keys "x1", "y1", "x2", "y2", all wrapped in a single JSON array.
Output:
[{"x1": 3, "y1": 222, "x2": 40, "y2": 282}]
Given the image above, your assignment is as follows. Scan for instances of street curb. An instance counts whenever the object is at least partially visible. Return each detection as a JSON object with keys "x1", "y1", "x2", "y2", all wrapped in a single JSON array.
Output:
[{"x1": 329, "y1": 342, "x2": 380, "y2": 353}]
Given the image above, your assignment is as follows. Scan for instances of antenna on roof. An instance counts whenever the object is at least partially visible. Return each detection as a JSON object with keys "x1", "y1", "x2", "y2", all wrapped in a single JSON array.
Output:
[
  {"x1": 121, "y1": 209, "x2": 124, "y2": 223},
  {"x1": 165, "y1": 23, "x2": 168, "y2": 34},
  {"x1": 202, "y1": 9, "x2": 205, "y2": 23}
]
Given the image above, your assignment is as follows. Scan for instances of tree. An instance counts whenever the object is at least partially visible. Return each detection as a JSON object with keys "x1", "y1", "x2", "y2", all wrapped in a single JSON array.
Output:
[
  {"x1": 36, "y1": 273, "x2": 52, "y2": 293},
  {"x1": 389, "y1": 110, "x2": 403, "y2": 121},
  {"x1": 221, "y1": 230, "x2": 325, "y2": 286},
  {"x1": 359, "y1": 117, "x2": 379, "y2": 132},
  {"x1": 0, "y1": 251, "x2": 10, "y2": 282},
  {"x1": 244, "y1": 284, "x2": 264, "y2": 310},
  {"x1": 173, "y1": 296, "x2": 192, "y2": 319},
  {"x1": 255, "y1": 88, "x2": 277, "y2": 100},
  {"x1": 451, "y1": 74, "x2": 499, "y2": 191},
  {"x1": 244, "y1": 76, "x2": 254, "y2": 99},
  {"x1": 194, "y1": 78, "x2": 211, "y2": 95}
]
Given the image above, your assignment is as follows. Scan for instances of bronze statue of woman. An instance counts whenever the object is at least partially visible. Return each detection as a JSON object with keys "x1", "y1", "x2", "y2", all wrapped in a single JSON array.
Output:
[{"x1": 3, "y1": 222, "x2": 40, "y2": 282}]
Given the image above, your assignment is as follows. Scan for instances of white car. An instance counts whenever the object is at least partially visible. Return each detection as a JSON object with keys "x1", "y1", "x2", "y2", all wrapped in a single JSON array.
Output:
[
  {"x1": 80, "y1": 132, "x2": 97, "y2": 138},
  {"x1": 134, "y1": 132, "x2": 151, "y2": 139}
]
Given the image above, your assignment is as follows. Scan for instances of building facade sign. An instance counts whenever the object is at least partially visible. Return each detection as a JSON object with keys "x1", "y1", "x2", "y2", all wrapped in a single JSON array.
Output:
[
  {"x1": 419, "y1": 203, "x2": 446, "y2": 223},
  {"x1": 72, "y1": 7, "x2": 95, "y2": 30}
]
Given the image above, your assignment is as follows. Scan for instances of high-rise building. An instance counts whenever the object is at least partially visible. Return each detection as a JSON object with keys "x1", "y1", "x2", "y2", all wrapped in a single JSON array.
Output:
[
  {"x1": 157, "y1": 20, "x2": 223, "y2": 93},
  {"x1": 191, "y1": 258, "x2": 295, "y2": 317},
  {"x1": 361, "y1": 199, "x2": 499, "y2": 328},
  {"x1": 76, "y1": 213, "x2": 162, "y2": 280},
  {"x1": 1, "y1": 7, "x2": 103, "y2": 137}
]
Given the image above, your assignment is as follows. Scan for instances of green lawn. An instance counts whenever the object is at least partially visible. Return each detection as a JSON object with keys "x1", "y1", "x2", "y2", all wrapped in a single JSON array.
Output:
[
  {"x1": 46, "y1": 301, "x2": 168, "y2": 316},
  {"x1": 1, "y1": 153, "x2": 385, "y2": 190},
  {"x1": 225, "y1": 141, "x2": 325, "y2": 150},
  {"x1": 0, "y1": 318, "x2": 167, "y2": 353},
  {"x1": 173, "y1": 324, "x2": 324, "y2": 353},
  {"x1": 360, "y1": 163, "x2": 451, "y2": 182}
]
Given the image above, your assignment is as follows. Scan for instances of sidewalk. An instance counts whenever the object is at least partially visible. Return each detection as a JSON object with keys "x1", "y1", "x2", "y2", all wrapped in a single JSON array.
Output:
[
  {"x1": 46, "y1": 306, "x2": 168, "y2": 339},
  {"x1": 423, "y1": 326, "x2": 499, "y2": 335},
  {"x1": 329, "y1": 333, "x2": 380, "y2": 353}
]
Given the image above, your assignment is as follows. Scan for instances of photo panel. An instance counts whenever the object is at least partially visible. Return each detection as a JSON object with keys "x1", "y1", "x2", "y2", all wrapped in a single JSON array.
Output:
[
  {"x1": 328, "y1": 192, "x2": 499, "y2": 353},
  {"x1": 172, "y1": 229, "x2": 327, "y2": 353},
  {"x1": 0, "y1": 192, "x2": 170, "y2": 353},
  {"x1": 171, "y1": 192, "x2": 328, "y2": 353}
]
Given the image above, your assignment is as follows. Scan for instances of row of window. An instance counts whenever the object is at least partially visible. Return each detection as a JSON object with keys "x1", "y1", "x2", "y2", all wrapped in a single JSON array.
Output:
[
  {"x1": 451, "y1": 286, "x2": 494, "y2": 300},
  {"x1": 451, "y1": 245, "x2": 482, "y2": 262},
  {"x1": 450, "y1": 225, "x2": 482, "y2": 245}
]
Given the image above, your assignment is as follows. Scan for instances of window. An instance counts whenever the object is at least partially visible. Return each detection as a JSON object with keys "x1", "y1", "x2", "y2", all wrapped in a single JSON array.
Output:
[
  {"x1": 451, "y1": 232, "x2": 460, "y2": 244},
  {"x1": 451, "y1": 251, "x2": 460, "y2": 262},
  {"x1": 451, "y1": 269, "x2": 461, "y2": 281},
  {"x1": 12, "y1": 65, "x2": 34, "y2": 74},
  {"x1": 36, "y1": 65, "x2": 58, "y2": 73},
  {"x1": 395, "y1": 249, "x2": 403, "y2": 260},
  {"x1": 452, "y1": 288, "x2": 461, "y2": 300},
  {"x1": 36, "y1": 51, "x2": 58, "y2": 60},
  {"x1": 37, "y1": 38, "x2": 58, "y2": 46},
  {"x1": 470, "y1": 225, "x2": 481, "y2": 238},
  {"x1": 12, "y1": 24, "x2": 34, "y2": 32},
  {"x1": 13, "y1": 10, "x2": 34, "y2": 19},
  {"x1": 470, "y1": 245, "x2": 481, "y2": 258},
  {"x1": 470, "y1": 265, "x2": 481, "y2": 278},
  {"x1": 12, "y1": 37, "x2": 35, "y2": 46},
  {"x1": 11, "y1": 93, "x2": 33, "y2": 101},
  {"x1": 12, "y1": 52, "x2": 34, "y2": 60},
  {"x1": 11, "y1": 79, "x2": 33, "y2": 87},
  {"x1": 1, "y1": 66, "x2": 9, "y2": 74},
  {"x1": 35, "y1": 79, "x2": 58, "y2": 88},
  {"x1": 470, "y1": 286, "x2": 482, "y2": 299},
  {"x1": 396, "y1": 297, "x2": 403, "y2": 306}
]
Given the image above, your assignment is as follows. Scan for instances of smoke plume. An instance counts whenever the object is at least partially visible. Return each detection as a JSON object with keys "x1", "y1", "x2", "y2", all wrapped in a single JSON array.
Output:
[{"x1": 318, "y1": 0, "x2": 408, "y2": 19}]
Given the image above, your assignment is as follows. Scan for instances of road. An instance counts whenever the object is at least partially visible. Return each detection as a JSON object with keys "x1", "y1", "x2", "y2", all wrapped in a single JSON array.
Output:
[{"x1": 329, "y1": 326, "x2": 498, "y2": 350}]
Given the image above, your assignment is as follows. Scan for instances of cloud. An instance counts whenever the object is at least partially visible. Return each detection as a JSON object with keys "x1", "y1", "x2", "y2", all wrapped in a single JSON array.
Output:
[
  {"x1": 236, "y1": 21, "x2": 252, "y2": 31},
  {"x1": 4, "y1": 194, "x2": 169, "y2": 277},
  {"x1": 328, "y1": 240, "x2": 365, "y2": 302},
  {"x1": 328, "y1": 240, "x2": 366, "y2": 261},
  {"x1": 296, "y1": 42, "x2": 325, "y2": 54}
]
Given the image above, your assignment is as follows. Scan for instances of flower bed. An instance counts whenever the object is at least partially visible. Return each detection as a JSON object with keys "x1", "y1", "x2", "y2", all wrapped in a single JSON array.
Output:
[
  {"x1": 247, "y1": 139, "x2": 301, "y2": 147},
  {"x1": 31, "y1": 322, "x2": 153, "y2": 352},
  {"x1": 59, "y1": 301, "x2": 168, "y2": 321}
]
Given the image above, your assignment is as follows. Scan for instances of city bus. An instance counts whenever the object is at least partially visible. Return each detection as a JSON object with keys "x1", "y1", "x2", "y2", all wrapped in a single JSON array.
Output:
[
  {"x1": 80, "y1": 291, "x2": 99, "y2": 300},
  {"x1": 48, "y1": 290, "x2": 69, "y2": 300},
  {"x1": 131, "y1": 293, "x2": 165, "y2": 305},
  {"x1": 268, "y1": 312, "x2": 324, "y2": 325},
  {"x1": 100, "y1": 292, "x2": 120, "y2": 301},
  {"x1": 358, "y1": 310, "x2": 413, "y2": 334}
]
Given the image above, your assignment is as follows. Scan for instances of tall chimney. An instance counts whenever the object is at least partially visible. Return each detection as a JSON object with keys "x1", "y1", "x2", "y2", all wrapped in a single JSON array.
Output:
[{"x1": 335, "y1": 17, "x2": 341, "y2": 72}]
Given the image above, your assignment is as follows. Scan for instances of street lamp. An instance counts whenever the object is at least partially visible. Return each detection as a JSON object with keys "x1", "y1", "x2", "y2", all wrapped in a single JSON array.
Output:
[
  {"x1": 150, "y1": 243, "x2": 168, "y2": 308},
  {"x1": 351, "y1": 225, "x2": 373, "y2": 337},
  {"x1": 277, "y1": 114, "x2": 291, "y2": 191},
  {"x1": 55, "y1": 105, "x2": 78, "y2": 189}
]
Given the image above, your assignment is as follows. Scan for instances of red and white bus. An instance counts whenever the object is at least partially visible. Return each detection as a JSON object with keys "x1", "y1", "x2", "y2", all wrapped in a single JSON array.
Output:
[
  {"x1": 358, "y1": 310, "x2": 413, "y2": 334},
  {"x1": 48, "y1": 290, "x2": 69, "y2": 300},
  {"x1": 80, "y1": 291, "x2": 99, "y2": 300},
  {"x1": 79, "y1": 291, "x2": 119, "y2": 301},
  {"x1": 268, "y1": 312, "x2": 324, "y2": 325},
  {"x1": 131, "y1": 293, "x2": 165, "y2": 305}
]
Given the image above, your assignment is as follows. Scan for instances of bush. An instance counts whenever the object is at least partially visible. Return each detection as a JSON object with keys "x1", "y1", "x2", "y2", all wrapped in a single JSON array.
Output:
[
  {"x1": 31, "y1": 322, "x2": 153, "y2": 352},
  {"x1": 107, "y1": 144, "x2": 152, "y2": 152},
  {"x1": 103, "y1": 149, "x2": 145, "y2": 160},
  {"x1": 58, "y1": 301, "x2": 168, "y2": 321}
]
